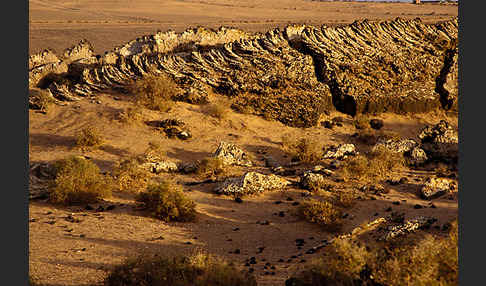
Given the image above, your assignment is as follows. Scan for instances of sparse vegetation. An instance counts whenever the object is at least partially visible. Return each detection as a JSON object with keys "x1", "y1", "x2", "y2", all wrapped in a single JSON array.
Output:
[
  {"x1": 130, "y1": 74, "x2": 177, "y2": 112},
  {"x1": 298, "y1": 199, "x2": 343, "y2": 231},
  {"x1": 49, "y1": 156, "x2": 112, "y2": 205},
  {"x1": 29, "y1": 88, "x2": 54, "y2": 113},
  {"x1": 288, "y1": 220, "x2": 458, "y2": 286},
  {"x1": 136, "y1": 181, "x2": 197, "y2": 222},
  {"x1": 104, "y1": 251, "x2": 257, "y2": 286},
  {"x1": 117, "y1": 105, "x2": 143, "y2": 124},
  {"x1": 341, "y1": 145, "x2": 404, "y2": 182},
  {"x1": 112, "y1": 157, "x2": 151, "y2": 193},
  {"x1": 196, "y1": 157, "x2": 226, "y2": 178},
  {"x1": 76, "y1": 126, "x2": 104, "y2": 149},
  {"x1": 206, "y1": 99, "x2": 231, "y2": 120},
  {"x1": 354, "y1": 129, "x2": 402, "y2": 145},
  {"x1": 282, "y1": 136, "x2": 324, "y2": 163}
]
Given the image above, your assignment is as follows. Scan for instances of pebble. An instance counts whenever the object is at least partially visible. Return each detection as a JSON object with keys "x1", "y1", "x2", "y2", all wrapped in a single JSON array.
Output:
[{"x1": 235, "y1": 197, "x2": 243, "y2": 203}]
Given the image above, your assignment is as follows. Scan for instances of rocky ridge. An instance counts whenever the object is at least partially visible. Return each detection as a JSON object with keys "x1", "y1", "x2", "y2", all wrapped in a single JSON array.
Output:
[{"x1": 29, "y1": 18, "x2": 458, "y2": 127}]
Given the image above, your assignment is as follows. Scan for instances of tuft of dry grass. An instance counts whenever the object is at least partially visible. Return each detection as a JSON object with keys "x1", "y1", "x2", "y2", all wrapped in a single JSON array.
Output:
[
  {"x1": 136, "y1": 181, "x2": 197, "y2": 222},
  {"x1": 112, "y1": 157, "x2": 151, "y2": 193},
  {"x1": 195, "y1": 157, "x2": 226, "y2": 178},
  {"x1": 341, "y1": 145, "x2": 404, "y2": 183},
  {"x1": 298, "y1": 199, "x2": 343, "y2": 231},
  {"x1": 130, "y1": 74, "x2": 177, "y2": 112},
  {"x1": 29, "y1": 88, "x2": 54, "y2": 113},
  {"x1": 354, "y1": 129, "x2": 402, "y2": 145},
  {"x1": 76, "y1": 126, "x2": 104, "y2": 149},
  {"x1": 117, "y1": 105, "x2": 143, "y2": 124},
  {"x1": 282, "y1": 136, "x2": 324, "y2": 163},
  {"x1": 206, "y1": 98, "x2": 232, "y2": 121},
  {"x1": 49, "y1": 156, "x2": 112, "y2": 205},
  {"x1": 104, "y1": 251, "x2": 257, "y2": 286}
]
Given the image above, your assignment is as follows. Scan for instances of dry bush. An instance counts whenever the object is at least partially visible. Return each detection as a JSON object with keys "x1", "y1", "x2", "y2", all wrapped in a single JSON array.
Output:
[
  {"x1": 288, "y1": 219, "x2": 458, "y2": 286},
  {"x1": 136, "y1": 181, "x2": 197, "y2": 222},
  {"x1": 49, "y1": 156, "x2": 112, "y2": 205},
  {"x1": 341, "y1": 146, "x2": 404, "y2": 182},
  {"x1": 298, "y1": 199, "x2": 343, "y2": 231},
  {"x1": 282, "y1": 136, "x2": 324, "y2": 163},
  {"x1": 143, "y1": 141, "x2": 166, "y2": 162},
  {"x1": 112, "y1": 157, "x2": 151, "y2": 193},
  {"x1": 196, "y1": 157, "x2": 226, "y2": 178},
  {"x1": 206, "y1": 99, "x2": 232, "y2": 120},
  {"x1": 332, "y1": 191, "x2": 356, "y2": 208},
  {"x1": 130, "y1": 74, "x2": 177, "y2": 112},
  {"x1": 105, "y1": 251, "x2": 257, "y2": 286},
  {"x1": 29, "y1": 88, "x2": 54, "y2": 113},
  {"x1": 76, "y1": 126, "x2": 104, "y2": 149},
  {"x1": 355, "y1": 129, "x2": 402, "y2": 145},
  {"x1": 117, "y1": 105, "x2": 143, "y2": 124}
]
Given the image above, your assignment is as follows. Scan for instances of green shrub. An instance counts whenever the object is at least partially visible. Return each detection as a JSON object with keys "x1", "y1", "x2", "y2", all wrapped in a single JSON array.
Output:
[
  {"x1": 76, "y1": 126, "x2": 104, "y2": 149},
  {"x1": 49, "y1": 156, "x2": 112, "y2": 205},
  {"x1": 105, "y1": 252, "x2": 257, "y2": 286},
  {"x1": 136, "y1": 181, "x2": 196, "y2": 222},
  {"x1": 130, "y1": 74, "x2": 177, "y2": 112},
  {"x1": 298, "y1": 199, "x2": 343, "y2": 231}
]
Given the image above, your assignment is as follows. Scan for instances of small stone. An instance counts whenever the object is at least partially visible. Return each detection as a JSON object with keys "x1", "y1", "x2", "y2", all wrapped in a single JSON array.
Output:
[
  {"x1": 274, "y1": 201, "x2": 282, "y2": 204},
  {"x1": 286, "y1": 197, "x2": 294, "y2": 201},
  {"x1": 414, "y1": 204, "x2": 423, "y2": 209},
  {"x1": 234, "y1": 249, "x2": 240, "y2": 254},
  {"x1": 96, "y1": 206, "x2": 104, "y2": 212},
  {"x1": 85, "y1": 205, "x2": 94, "y2": 210},
  {"x1": 233, "y1": 228, "x2": 240, "y2": 231},
  {"x1": 385, "y1": 207, "x2": 392, "y2": 212},
  {"x1": 369, "y1": 119, "x2": 384, "y2": 130},
  {"x1": 392, "y1": 201, "x2": 400, "y2": 205},
  {"x1": 106, "y1": 205, "x2": 116, "y2": 211},
  {"x1": 235, "y1": 197, "x2": 243, "y2": 203},
  {"x1": 291, "y1": 202, "x2": 300, "y2": 206},
  {"x1": 278, "y1": 211, "x2": 285, "y2": 217}
]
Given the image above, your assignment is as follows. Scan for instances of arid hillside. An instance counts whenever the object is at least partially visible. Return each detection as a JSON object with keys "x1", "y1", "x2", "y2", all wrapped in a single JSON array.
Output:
[{"x1": 29, "y1": 0, "x2": 458, "y2": 54}]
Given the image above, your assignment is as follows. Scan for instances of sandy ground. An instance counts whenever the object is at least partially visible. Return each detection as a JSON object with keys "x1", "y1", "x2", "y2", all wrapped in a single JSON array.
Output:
[
  {"x1": 29, "y1": 94, "x2": 458, "y2": 286},
  {"x1": 29, "y1": 0, "x2": 458, "y2": 54}
]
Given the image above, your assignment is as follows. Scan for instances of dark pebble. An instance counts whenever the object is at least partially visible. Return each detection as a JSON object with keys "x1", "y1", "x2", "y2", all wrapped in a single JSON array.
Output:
[
  {"x1": 392, "y1": 201, "x2": 400, "y2": 205},
  {"x1": 85, "y1": 205, "x2": 94, "y2": 211},
  {"x1": 274, "y1": 201, "x2": 282, "y2": 204},
  {"x1": 235, "y1": 197, "x2": 243, "y2": 203},
  {"x1": 278, "y1": 211, "x2": 285, "y2": 217},
  {"x1": 300, "y1": 259, "x2": 307, "y2": 263},
  {"x1": 234, "y1": 249, "x2": 240, "y2": 254},
  {"x1": 374, "y1": 212, "x2": 379, "y2": 216},
  {"x1": 249, "y1": 268, "x2": 254, "y2": 273},
  {"x1": 385, "y1": 207, "x2": 392, "y2": 212},
  {"x1": 278, "y1": 259, "x2": 284, "y2": 262},
  {"x1": 106, "y1": 205, "x2": 116, "y2": 211},
  {"x1": 96, "y1": 206, "x2": 104, "y2": 212},
  {"x1": 414, "y1": 204, "x2": 423, "y2": 209},
  {"x1": 286, "y1": 197, "x2": 294, "y2": 201},
  {"x1": 430, "y1": 204, "x2": 437, "y2": 209},
  {"x1": 233, "y1": 228, "x2": 240, "y2": 231},
  {"x1": 291, "y1": 202, "x2": 300, "y2": 206}
]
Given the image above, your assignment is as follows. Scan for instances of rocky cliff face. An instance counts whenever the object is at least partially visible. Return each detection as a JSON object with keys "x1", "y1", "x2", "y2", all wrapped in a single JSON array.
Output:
[{"x1": 29, "y1": 17, "x2": 458, "y2": 127}]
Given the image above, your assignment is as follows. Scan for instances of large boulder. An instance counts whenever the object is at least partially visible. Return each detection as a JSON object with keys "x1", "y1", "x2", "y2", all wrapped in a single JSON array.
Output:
[
  {"x1": 421, "y1": 177, "x2": 456, "y2": 200},
  {"x1": 323, "y1": 144, "x2": 357, "y2": 160},
  {"x1": 215, "y1": 172, "x2": 290, "y2": 196},
  {"x1": 418, "y1": 120, "x2": 458, "y2": 162},
  {"x1": 213, "y1": 142, "x2": 252, "y2": 167}
]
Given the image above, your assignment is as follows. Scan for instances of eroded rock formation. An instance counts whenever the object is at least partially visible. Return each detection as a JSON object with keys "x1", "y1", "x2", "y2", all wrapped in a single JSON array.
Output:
[{"x1": 29, "y1": 18, "x2": 458, "y2": 127}]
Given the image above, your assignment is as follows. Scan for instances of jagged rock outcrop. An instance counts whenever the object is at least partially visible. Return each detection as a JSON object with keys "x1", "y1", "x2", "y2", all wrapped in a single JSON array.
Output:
[
  {"x1": 418, "y1": 120, "x2": 458, "y2": 162},
  {"x1": 29, "y1": 18, "x2": 458, "y2": 127},
  {"x1": 29, "y1": 162, "x2": 56, "y2": 200},
  {"x1": 379, "y1": 216, "x2": 437, "y2": 241},
  {"x1": 141, "y1": 160, "x2": 179, "y2": 174},
  {"x1": 215, "y1": 172, "x2": 290, "y2": 196},
  {"x1": 421, "y1": 177, "x2": 455, "y2": 200},
  {"x1": 212, "y1": 142, "x2": 252, "y2": 167},
  {"x1": 323, "y1": 143, "x2": 357, "y2": 160},
  {"x1": 409, "y1": 147, "x2": 428, "y2": 166}
]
